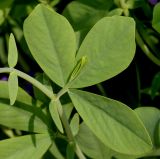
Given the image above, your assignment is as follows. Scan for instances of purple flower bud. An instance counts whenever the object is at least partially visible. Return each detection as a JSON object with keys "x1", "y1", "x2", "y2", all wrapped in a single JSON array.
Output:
[
  {"x1": 0, "y1": 76, "x2": 8, "y2": 81},
  {"x1": 148, "y1": 0, "x2": 158, "y2": 5}
]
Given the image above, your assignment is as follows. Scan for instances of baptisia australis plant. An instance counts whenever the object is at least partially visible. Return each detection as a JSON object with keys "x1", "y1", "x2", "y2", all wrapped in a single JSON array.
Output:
[
  {"x1": 63, "y1": 0, "x2": 160, "y2": 67},
  {"x1": 0, "y1": 3, "x2": 159, "y2": 159}
]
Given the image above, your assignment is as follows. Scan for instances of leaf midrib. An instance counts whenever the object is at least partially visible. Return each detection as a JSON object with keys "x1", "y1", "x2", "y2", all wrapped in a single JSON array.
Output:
[
  {"x1": 41, "y1": 8, "x2": 65, "y2": 86},
  {"x1": 72, "y1": 92, "x2": 151, "y2": 147}
]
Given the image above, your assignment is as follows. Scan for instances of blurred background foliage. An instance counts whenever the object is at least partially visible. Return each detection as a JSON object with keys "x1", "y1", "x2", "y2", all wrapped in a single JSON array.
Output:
[
  {"x1": 0, "y1": 0, "x2": 160, "y2": 107},
  {"x1": 0, "y1": 0, "x2": 160, "y2": 158}
]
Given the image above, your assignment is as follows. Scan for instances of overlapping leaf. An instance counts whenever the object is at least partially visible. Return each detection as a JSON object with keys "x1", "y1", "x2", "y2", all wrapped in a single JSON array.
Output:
[
  {"x1": 63, "y1": 103, "x2": 74, "y2": 120},
  {"x1": 125, "y1": 0, "x2": 145, "y2": 9},
  {"x1": 76, "y1": 123, "x2": 138, "y2": 159},
  {"x1": 0, "y1": 81, "x2": 32, "y2": 105},
  {"x1": 76, "y1": 122, "x2": 113, "y2": 159},
  {"x1": 0, "y1": 81, "x2": 51, "y2": 133},
  {"x1": 0, "y1": 134, "x2": 52, "y2": 159},
  {"x1": 69, "y1": 89, "x2": 152, "y2": 155},
  {"x1": 63, "y1": 0, "x2": 113, "y2": 31},
  {"x1": 152, "y1": 3, "x2": 160, "y2": 33},
  {"x1": 8, "y1": 71, "x2": 18, "y2": 105},
  {"x1": 24, "y1": 4, "x2": 76, "y2": 87},
  {"x1": 70, "y1": 113, "x2": 79, "y2": 136},
  {"x1": 135, "y1": 107, "x2": 160, "y2": 147},
  {"x1": 70, "y1": 16, "x2": 136, "y2": 88},
  {"x1": 49, "y1": 100, "x2": 64, "y2": 133},
  {"x1": 33, "y1": 73, "x2": 52, "y2": 103},
  {"x1": 8, "y1": 33, "x2": 18, "y2": 68}
]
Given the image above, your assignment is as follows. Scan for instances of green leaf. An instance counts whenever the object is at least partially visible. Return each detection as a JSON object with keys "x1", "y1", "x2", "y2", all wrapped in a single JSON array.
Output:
[
  {"x1": 66, "y1": 142, "x2": 75, "y2": 159},
  {"x1": 63, "y1": 103, "x2": 74, "y2": 120},
  {"x1": 152, "y1": 3, "x2": 160, "y2": 33},
  {"x1": 8, "y1": 33, "x2": 18, "y2": 68},
  {"x1": 0, "y1": 102, "x2": 51, "y2": 133},
  {"x1": 76, "y1": 0, "x2": 113, "y2": 8},
  {"x1": 48, "y1": 142, "x2": 65, "y2": 159},
  {"x1": 107, "y1": 8, "x2": 123, "y2": 16},
  {"x1": 33, "y1": 73, "x2": 52, "y2": 103},
  {"x1": 43, "y1": 73, "x2": 53, "y2": 91},
  {"x1": 0, "y1": 81, "x2": 32, "y2": 105},
  {"x1": 24, "y1": 4, "x2": 76, "y2": 87},
  {"x1": 126, "y1": 0, "x2": 145, "y2": 9},
  {"x1": 0, "y1": 134, "x2": 52, "y2": 159},
  {"x1": 70, "y1": 113, "x2": 79, "y2": 136},
  {"x1": 0, "y1": 81, "x2": 51, "y2": 133},
  {"x1": 0, "y1": 0, "x2": 13, "y2": 9},
  {"x1": 63, "y1": 0, "x2": 113, "y2": 31},
  {"x1": 70, "y1": 16, "x2": 136, "y2": 88},
  {"x1": 75, "y1": 28, "x2": 90, "y2": 50},
  {"x1": 76, "y1": 122, "x2": 113, "y2": 159},
  {"x1": 76, "y1": 123, "x2": 137, "y2": 159},
  {"x1": 69, "y1": 56, "x2": 87, "y2": 82},
  {"x1": 0, "y1": 10, "x2": 5, "y2": 25},
  {"x1": 135, "y1": 107, "x2": 160, "y2": 148},
  {"x1": 135, "y1": 107, "x2": 160, "y2": 157},
  {"x1": 49, "y1": 100, "x2": 64, "y2": 133},
  {"x1": 8, "y1": 71, "x2": 18, "y2": 105},
  {"x1": 69, "y1": 89, "x2": 152, "y2": 155}
]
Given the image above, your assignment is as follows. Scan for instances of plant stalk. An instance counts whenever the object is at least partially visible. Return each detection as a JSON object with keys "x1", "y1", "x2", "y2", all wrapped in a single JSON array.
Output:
[
  {"x1": 0, "y1": 67, "x2": 86, "y2": 159},
  {"x1": 0, "y1": 67, "x2": 54, "y2": 99},
  {"x1": 96, "y1": 83, "x2": 107, "y2": 96},
  {"x1": 120, "y1": 2, "x2": 160, "y2": 66},
  {"x1": 135, "y1": 30, "x2": 160, "y2": 66}
]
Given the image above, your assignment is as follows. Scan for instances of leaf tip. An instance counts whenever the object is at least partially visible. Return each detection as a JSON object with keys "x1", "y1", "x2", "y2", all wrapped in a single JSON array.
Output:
[{"x1": 8, "y1": 33, "x2": 18, "y2": 68}]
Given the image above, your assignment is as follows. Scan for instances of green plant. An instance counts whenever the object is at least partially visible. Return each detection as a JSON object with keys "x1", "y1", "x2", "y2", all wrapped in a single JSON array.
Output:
[
  {"x1": 63, "y1": 0, "x2": 160, "y2": 66},
  {"x1": 0, "y1": 0, "x2": 60, "y2": 72},
  {"x1": 0, "y1": 3, "x2": 159, "y2": 159}
]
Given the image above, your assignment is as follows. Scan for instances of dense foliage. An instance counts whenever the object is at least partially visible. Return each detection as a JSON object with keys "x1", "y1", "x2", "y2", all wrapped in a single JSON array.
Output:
[{"x1": 0, "y1": 0, "x2": 160, "y2": 159}]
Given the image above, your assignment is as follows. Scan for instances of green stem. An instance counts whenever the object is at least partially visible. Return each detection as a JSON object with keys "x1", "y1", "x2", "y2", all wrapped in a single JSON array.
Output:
[
  {"x1": 55, "y1": 86, "x2": 86, "y2": 159},
  {"x1": 135, "y1": 62, "x2": 141, "y2": 107},
  {"x1": 55, "y1": 100, "x2": 74, "y2": 141},
  {"x1": 135, "y1": 30, "x2": 160, "y2": 66},
  {"x1": 55, "y1": 100, "x2": 86, "y2": 159},
  {"x1": 75, "y1": 144, "x2": 86, "y2": 159},
  {"x1": 121, "y1": 3, "x2": 160, "y2": 67},
  {"x1": 96, "y1": 83, "x2": 107, "y2": 96},
  {"x1": 0, "y1": 67, "x2": 86, "y2": 159},
  {"x1": 119, "y1": 0, "x2": 126, "y2": 7},
  {"x1": 0, "y1": 67, "x2": 54, "y2": 99},
  {"x1": 119, "y1": 0, "x2": 129, "y2": 16},
  {"x1": 50, "y1": 0, "x2": 60, "y2": 7},
  {"x1": 55, "y1": 84, "x2": 69, "y2": 101}
]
